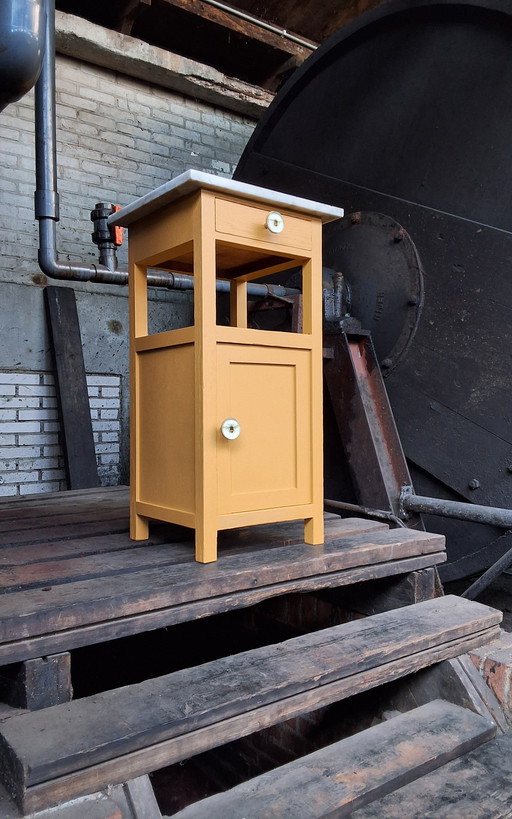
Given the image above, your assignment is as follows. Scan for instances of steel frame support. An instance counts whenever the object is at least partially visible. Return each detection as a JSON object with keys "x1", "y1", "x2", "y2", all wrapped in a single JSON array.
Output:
[{"x1": 324, "y1": 328, "x2": 423, "y2": 530}]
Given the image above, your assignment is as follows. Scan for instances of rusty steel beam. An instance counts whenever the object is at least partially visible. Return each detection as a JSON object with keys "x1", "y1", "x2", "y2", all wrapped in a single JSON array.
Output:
[{"x1": 324, "y1": 328, "x2": 423, "y2": 529}]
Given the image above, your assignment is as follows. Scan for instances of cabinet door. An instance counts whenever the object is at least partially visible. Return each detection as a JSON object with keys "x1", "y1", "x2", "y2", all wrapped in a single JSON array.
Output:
[{"x1": 217, "y1": 343, "x2": 313, "y2": 514}]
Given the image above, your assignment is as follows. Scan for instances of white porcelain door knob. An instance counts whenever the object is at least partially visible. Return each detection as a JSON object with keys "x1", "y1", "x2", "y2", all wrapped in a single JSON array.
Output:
[{"x1": 221, "y1": 418, "x2": 241, "y2": 440}]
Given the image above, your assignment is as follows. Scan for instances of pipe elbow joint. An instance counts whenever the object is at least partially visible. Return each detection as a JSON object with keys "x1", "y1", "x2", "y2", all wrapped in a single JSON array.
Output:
[
  {"x1": 38, "y1": 242, "x2": 128, "y2": 286},
  {"x1": 38, "y1": 245, "x2": 79, "y2": 281}
]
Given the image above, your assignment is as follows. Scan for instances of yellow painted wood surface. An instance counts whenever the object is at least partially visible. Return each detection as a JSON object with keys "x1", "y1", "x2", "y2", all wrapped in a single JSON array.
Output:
[
  {"x1": 128, "y1": 196, "x2": 195, "y2": 270},
  {"x1": 216, "y1": 504, "x2": 316, "y2": 530},
  {"x1": 193, "y1": 192, "x2": 219, "y2": 563},
  {"x1": 230, "y1": 280, "x2": 248, "y2": 329},
  {"x1": 304, "y1": 225, "x2": 324, "y2": 546},
  {"x1": 137, "y1": 344, "x2": 195, "y2": 514},
  {"x1": 133, "y1": 327, "x2": 194, "y2": 352},
  {"x1": 215, "y1": 325, "x2": 313, "y2": 349},
  {"x1": 215, "y1": 196, "x2": 312, "y2": 250},
  {"x1": 215, "y1": 243, "x2": 304, "y2": 281},
  {"x1": 128, "y1": 182, "x2": 326, "y2": 561},
  {"x1": 129, "y1": 261, "x2": 148, "y2": 541},
  {"x1": 216, "y1": 343, "x2": 312, "y2": 515}
]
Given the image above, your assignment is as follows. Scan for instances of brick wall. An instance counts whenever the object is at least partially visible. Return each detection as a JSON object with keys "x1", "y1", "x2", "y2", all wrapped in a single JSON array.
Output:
[
  {"x1": 0, "y1": 371, "x2": 122, "y2": 495},
  {"x1": 88, "y1": 375, "x2": 122, "y2": 487},
  {"x1": 0, "y1": 38, "x2": 257, "y2": 493},
  {"x1": 0, "y1": 55, "x2": 255, "y2": 282}
]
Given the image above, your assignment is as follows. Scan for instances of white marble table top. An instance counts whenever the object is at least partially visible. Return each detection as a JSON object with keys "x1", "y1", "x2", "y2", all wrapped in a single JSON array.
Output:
[{"x1": 108, "y1": 169, "x2": 344, "y2": 227}]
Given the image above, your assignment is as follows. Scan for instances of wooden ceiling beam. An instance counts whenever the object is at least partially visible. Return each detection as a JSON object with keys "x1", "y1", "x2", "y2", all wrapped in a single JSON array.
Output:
[
  {"x1": 117, "y1": 0, "x2": 152, "y2": 36},
  {"x1": 153, "y1": 0, "x2": 317, "y2": 60},
  {"x1": 231, "y1": 0, "x2": 388, "y2": 44}
]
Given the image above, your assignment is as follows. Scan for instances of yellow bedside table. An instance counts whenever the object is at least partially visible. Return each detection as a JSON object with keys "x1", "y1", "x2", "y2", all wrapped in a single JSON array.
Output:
[{"x1": 110, "y1": 170, "x2": 343, "y2": 562}]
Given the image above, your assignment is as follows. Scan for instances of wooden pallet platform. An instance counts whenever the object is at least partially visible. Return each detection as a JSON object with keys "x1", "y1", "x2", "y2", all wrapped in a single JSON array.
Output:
[
  {"x1": 0, "y1": 595, "x2": 501, "y2": 813},
  {"x1": 0, "y1": 486, "x2": 447, "y2": 666}
]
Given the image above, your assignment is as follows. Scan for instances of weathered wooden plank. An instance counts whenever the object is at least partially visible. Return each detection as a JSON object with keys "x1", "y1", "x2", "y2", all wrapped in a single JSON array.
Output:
[
  {"x1": 377, "y1": 655, "x2": 509, "y2": 736},
  {"x1": 0, "y1": 528, "x2": 445, "y2": 642},
  {"x1": 20, "y1": 629, "x2": 501, "y2": 814},
  {"x1": 0, "y1": 500, "x2": 128, "y2": 524},
  {"x1": 217, "y1": 514, "x2": 386, "y2": 550},
  {"x1": 352, "y1": 728, "x2": 512, "y2": 817},
  {"x1": 0, "y1": 486, "x2": 127, "y2": 511},
  {"x1": 325, "y1": 567, "x2": 438, "y2": 615},
  {"x1": 0, "y1": 533, "x2": 153, "y2": 568},
  {"x1": 174, "y1": 700, "x2": 496, "y2": 818},
  {"x1": 0, "y1": 516, "x2": 383, "y2": 570},
  {"x1": 0, "y1": 654, "x2": 72, "y2": 711},
  {"x1": 0, "y1": 596, "x2": 499, "y2": 792},
  {"x1": 0, "y1": 518, "x2": 387, "y2": 590},
  {"x1": 0, "y1": 507, "x2": 130, "y2": 536},
  {"x1": 0, "y1": 552, "x2": 447, "y2": 667},
  {"x1": 0, "y1": 497, "x2": 129, "y2": 526},
  {"x1": 44, "y1": 287, "x2": 99, "y2": 490},
  {"x1": 153, "y1": 0, "x2": 316, "y2": 61},
  {"x1": 121, "y1": 775, "x2": 162, "y2": 819},
  {"x1": 0, "y1": 776, "x2": 161, "y2": 819},
  {"x1": 2, "y1": 623, "x2": 501, "y2": 813},
  {"x1": 117, "y1": 0, "x2": 152, "y2": 36},
  {"x1": 221, "y1": 0, "x2": 386, "y2": 46},
  {"x1": 0, "y1": 704, "x2": 28, "y2": 723},
  {"x1": 0, "y1": 545, "x2": 189, "y2": 591},
  {"x1": 0, "y1": 518, "x2": 131, "y2": 547},
  {"x1": 453, "y1": 654, "x2": 508, "y2": 733},
  {"x1": 414, "y1": 655, "x2": 508, "y2": 734}
]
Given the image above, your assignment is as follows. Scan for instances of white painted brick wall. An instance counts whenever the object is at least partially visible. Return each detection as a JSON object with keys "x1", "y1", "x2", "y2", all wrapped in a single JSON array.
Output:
[
  {"x1": 0, "y1": 372, "x2": 121, "y2": 495},
  {"x1": 87, "y1": 375, "x2": 122, "y2": 487}
]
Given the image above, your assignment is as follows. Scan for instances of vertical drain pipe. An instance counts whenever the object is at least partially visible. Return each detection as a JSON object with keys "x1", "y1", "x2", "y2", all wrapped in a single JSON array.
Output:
[
  {"x1": 35, "y1": 0, "x2": 129, "y2": 285},
  {"x1": 33, "y1": 1, "x2": 301, "y2": 298}
]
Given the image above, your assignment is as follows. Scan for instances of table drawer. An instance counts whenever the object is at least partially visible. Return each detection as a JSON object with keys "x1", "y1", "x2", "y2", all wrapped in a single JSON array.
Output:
[{"x1": 215, "y1": 197, "x2": 312, "y2": 250}]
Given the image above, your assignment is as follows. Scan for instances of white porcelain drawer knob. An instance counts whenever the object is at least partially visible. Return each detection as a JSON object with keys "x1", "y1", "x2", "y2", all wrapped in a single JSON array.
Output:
[
  {"x1": 265, "y1": 211, "x2": 284, "y2": 234},
  {"x1": 221, "y1": 418, "x2": 241, "y2": 440}
]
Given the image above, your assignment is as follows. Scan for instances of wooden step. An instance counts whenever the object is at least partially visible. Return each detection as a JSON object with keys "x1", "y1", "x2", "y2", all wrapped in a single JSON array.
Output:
[
  {"x1": 352, "y1": 725, "x2": 512, "y2": 818},
  {"x1": 0, "y1": 776, "x2": 161, "y2": 819},
  {"x1": 173, "y1": 700, "x2": 496, "y2": 818},
  {"x1": 0, "y1": 519, "x2": 446, "y2": 666},
  {"x1": 0, "y1": 595, "x2": 500, "y2": 813}
]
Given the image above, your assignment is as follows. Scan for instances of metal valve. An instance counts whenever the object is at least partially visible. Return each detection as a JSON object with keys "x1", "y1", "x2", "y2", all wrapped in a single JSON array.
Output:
[
  {"x1": 265, "y1": 211, "x2": 284, "y2": 234},
  {"x1": 221, "y1": 418, "x2": 241, "y2": 440}
]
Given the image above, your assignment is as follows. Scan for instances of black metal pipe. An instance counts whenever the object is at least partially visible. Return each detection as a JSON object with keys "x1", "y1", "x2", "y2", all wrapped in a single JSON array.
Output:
[
  {"x1": 0, "y1": 0, "x2": 46, "y2": 112},
  {"x1": 33, "y1": 0, "x2": 301, "y2": 298},
  {"x1": 142, "y1": 273, "x2": 298, "y2": 298},
  {"x1": 34, "y1": 0, "x2": 129, "y2": 285},
  {"x1": 324, "y1": 497, "x2": 407, "y2": 528},
  {"x1": 401, "y1": 489, "x2": 512, "y2": 528},
  {"x1": 461, "y1": 541, "x2": 512, "y2": 600}
]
